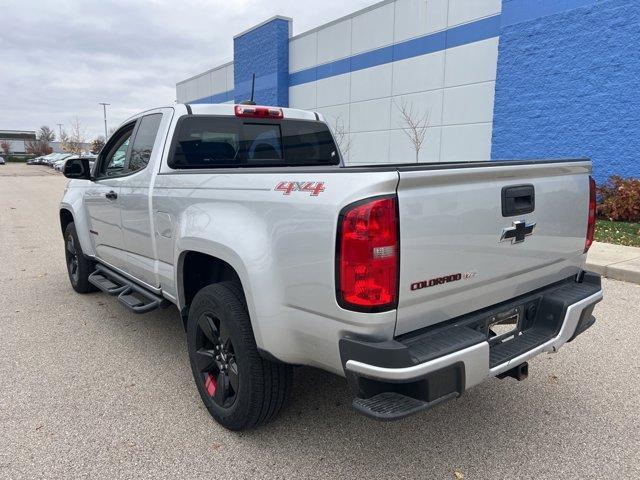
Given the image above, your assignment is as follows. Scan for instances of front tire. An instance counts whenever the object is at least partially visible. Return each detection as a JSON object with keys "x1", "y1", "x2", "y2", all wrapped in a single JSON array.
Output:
[
  {"x1": 64, "y1": 222, "x2": 97, "y2": 293},
  {"x1": 187, "y1": 282, "x2": 292, "y2": 430}
]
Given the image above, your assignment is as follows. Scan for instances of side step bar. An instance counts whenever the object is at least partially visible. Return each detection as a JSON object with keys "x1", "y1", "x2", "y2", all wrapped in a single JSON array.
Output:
[{"x1": 88, "y1": 264, "x2": 168, "y2": 314}]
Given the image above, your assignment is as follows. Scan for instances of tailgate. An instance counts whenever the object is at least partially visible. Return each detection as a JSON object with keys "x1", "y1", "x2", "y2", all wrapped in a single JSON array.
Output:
[{"x1": 395, "y1": 160, "x2": 591, "y2": 336}]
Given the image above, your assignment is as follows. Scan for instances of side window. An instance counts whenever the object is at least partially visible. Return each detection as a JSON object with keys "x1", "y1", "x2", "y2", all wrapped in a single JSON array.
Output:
[
  {"x1": 128, "y1": 114, "x2": 162, "y2": 173},
  {"x1": 97, "y1": 124, "x2": 135, "y2": 178}
]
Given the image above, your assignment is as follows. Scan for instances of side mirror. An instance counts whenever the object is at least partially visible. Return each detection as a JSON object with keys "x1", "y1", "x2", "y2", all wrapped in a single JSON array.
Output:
[{"x1": 63, "y1": 158, "x2": 91, "y2": 180}]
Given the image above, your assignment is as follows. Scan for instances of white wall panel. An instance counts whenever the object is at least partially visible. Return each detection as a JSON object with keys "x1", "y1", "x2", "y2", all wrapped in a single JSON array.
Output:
[
  {"x1": 350, "y1": 63, "x2": 392, "y2": 102},
  {"x1": 318, "y1": 104, "x2": 351, "y2": 161},
  {"x1": 289, "y1": 82, "x2": 317, "y2": 110},
  {"x1": 352, "y1": 3, "x2": 395, "y2": 54},
  {"x1": 444, "y1": 37, "x2": 498, "y2": 87},
  {"x1": 349, "y1": 130, "x2": 390, "y2": 164},
  {"x1": 290, "y1": 33, "x2": 318, "y2": 73},
  {"x1": 196, "y1": 73, "x2": 212, "y2": 100},
  {"x1": 440, "y1": 123, "x2": 493, "y2": 161},
  {"x1": 392, "y1": 50, "x2": 445, "y2": 96},
  {"x1": 447, "y1": 0, "x2": 501, "y2": 27},
  {"x1": 225, "y1": 64, "x2": 234, "y2": 93},
  {"x1": 317, "y1": 19, "x2": 351, "y2": 64},
  {"x1": 390, "y1": 89, "x2": 444, "y2": 129},
  {"x1": 350, "y1": 98, "x2": 392, "y2": 132},
  {"x1": 176, "y1": 83, "x2": 186, "y2": 103},
  {"x1": 442, "y1": 81, "x2": 495, "y2": 125},
  {"x1": 317, "y1": 104, "x2": 351, "y2": 132},
  {"x1": 187, "y1": 81, "x2": 198, "y2": 102},
  {"x1": 210, "y1": 68, "x2": 226, "y2": 95},
  {"x1": 394, "y1": 0, "x2": 448, "y2": 42},
  {"x1": 317, "y1": 73, "x2": 350, "y2": 107},
  {"x1": 389, "y1": 126, "x2": 441, "y2": 163}
]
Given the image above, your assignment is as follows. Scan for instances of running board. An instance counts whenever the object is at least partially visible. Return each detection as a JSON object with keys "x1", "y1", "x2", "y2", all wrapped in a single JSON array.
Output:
[{"x1": 88, "y1": 265, "x2": 168, "y2": 314}]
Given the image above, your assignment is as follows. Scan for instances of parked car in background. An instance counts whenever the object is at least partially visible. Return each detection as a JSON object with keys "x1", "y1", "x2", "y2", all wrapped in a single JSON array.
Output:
[
  {"x1": 53, "y1": 159, "x2": 66, "y2": 171},
  {"x1": 39, "y1": 153, "x2": 58, "y2": 166},
  {"x1": 0, "y1": 156, "x2": 5, "y2": 165},
  {"x1": 46, "y1": 154, "x2": 61, "y2": 166},
  {"x1": 45, "y1": 153, "x2": 72, "y2": 167}
]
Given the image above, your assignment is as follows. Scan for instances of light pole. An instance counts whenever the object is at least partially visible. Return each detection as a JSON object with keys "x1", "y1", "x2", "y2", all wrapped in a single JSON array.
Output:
[
  {"x1": 57, "y1": 123, "x2": 63, "y2": 139},
  {"x1": 99, "y1": 103, "x2": 110, "y2": 139}
]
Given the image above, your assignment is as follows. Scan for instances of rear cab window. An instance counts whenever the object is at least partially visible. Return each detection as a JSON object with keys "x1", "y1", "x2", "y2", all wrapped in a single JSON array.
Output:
[{"x1": 169, "y1": 116, "x2": 340, "y2": 169}]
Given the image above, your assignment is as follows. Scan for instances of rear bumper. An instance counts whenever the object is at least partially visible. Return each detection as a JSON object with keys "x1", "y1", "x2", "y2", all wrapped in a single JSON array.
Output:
[{"x1": 340, "y1": 272, "x2": 603, "y2": 420}]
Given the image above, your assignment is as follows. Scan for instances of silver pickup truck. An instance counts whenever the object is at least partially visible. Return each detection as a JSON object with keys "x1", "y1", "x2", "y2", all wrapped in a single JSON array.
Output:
[{"x1": 60, "y1": 103, "x2": 603, "y2": 430}]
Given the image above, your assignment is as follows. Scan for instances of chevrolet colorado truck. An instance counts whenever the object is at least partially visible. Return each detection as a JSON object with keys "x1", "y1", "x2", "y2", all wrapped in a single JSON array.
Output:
[{"x1": 59, "y1": 103, "x2": 603, "y2": 430}]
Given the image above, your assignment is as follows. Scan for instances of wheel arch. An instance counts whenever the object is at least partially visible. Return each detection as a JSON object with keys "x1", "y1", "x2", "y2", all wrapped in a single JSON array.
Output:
[
  {"x1": 178, "y1": 250, "x2": 244, "y2": 307},
  {"x1": 60, "y1": 208, "x2": 74, "y2": 236},
  {"x1": 176, "y1": 250, "x2": 254, "y2": 330}
]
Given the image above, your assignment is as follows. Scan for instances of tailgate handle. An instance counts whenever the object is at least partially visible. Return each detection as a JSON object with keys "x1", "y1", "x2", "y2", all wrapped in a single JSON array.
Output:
[{"x1": 502, "y1": 185, "x2": 535, "y2": 217}]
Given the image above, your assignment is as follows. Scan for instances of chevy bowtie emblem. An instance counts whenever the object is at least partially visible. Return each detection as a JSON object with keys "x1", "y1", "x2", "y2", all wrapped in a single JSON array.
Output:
[{"x1": 500, "y1": 220, "x2": 536, "y2": 244}]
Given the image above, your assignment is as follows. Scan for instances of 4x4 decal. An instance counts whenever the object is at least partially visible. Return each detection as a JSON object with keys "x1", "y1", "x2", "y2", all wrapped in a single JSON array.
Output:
[{"x1": 275, "y1": 181, "x2": 325, "y2": 197}]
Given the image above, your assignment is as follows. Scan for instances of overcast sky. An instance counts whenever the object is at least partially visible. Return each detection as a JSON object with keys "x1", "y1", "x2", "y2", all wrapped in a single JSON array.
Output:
[{"x1": 0, "y1": 0, "x2": 373, "y2": 140}]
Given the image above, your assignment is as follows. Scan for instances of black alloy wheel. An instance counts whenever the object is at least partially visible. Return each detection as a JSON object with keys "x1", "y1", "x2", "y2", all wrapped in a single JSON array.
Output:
[
  {"x1": 186, "y1": 282, "x2": 293, "y2": 430},
  {"x1": 65, "y1": 234, "x2": 80, "y2": 284},
  {"x1": 194, "y1": 313, "x2": 240, "y2": 408}
]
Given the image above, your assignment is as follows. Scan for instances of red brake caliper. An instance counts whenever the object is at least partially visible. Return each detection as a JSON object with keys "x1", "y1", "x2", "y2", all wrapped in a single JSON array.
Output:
[{"x1": 204, "y1": 373, "x2": 217, "y2": 397}]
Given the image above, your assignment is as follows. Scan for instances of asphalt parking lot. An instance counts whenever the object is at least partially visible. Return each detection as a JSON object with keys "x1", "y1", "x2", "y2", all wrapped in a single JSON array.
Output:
[{"x1": 1, "y1": 162, "x2": 638, "y2": 479}]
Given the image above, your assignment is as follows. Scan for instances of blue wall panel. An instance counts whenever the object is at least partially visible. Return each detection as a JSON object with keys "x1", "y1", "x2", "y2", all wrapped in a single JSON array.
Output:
[
  {"x1": 233, "y1": 18, "x2": 290, "y2": 106},
  {"x1": 492, "y1": 0, "x2": 640, "y2": 184}
]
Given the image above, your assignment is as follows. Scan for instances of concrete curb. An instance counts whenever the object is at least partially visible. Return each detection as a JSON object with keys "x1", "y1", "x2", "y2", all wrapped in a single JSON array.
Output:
[{"x1": 586, "y1": 241, "x2": 640, "y2": 285}]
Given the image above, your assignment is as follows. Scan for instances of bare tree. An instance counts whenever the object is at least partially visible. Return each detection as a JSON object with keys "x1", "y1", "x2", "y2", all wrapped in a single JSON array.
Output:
[
  {"x1": 329, "y1": 115, "x2": 351, "y2": 159},
  {"x1": 25, "y1": 139, "x2": 52, "y2": 156},
  {"x1": 61, "y1": 117, "x2": 88, "y2": 155},
  {"x1": 394, "y1": 99, "x2": 430, "y2": 163},
  {"x1": 1, "y1": 141, "x2": 11, "y2": 157}
]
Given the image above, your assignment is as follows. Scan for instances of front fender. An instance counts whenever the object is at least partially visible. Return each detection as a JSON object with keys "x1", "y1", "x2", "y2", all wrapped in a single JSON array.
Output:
[{"x1": 60, "y1": 182, "x2": 95, "y2": 257}]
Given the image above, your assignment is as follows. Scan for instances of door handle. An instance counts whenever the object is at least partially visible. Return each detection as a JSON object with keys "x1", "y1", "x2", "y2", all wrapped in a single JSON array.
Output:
[{"x1": 105, "y1": 191, "x2": 118, "y2": 200}]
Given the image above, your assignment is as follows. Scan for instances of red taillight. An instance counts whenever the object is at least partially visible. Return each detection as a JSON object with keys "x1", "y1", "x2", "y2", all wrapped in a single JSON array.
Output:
[
  {"x1": 337, "y1": 196, "x2": 399, "y2": 312},
  {"x1": 234, "y1": 105, "x2": 284, "y2": 119},
  {"x1": 585, "y1": 176, "x2": 596, "y2": 253}
]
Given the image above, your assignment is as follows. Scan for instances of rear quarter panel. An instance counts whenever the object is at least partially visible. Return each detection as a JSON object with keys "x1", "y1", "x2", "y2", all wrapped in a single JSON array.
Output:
[{"x1": 152, "y1": 169, "x2": 399, "y2": 374}]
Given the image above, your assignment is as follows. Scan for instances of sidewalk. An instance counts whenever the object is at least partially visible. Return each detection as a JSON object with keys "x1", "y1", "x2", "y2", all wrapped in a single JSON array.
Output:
[{"x1": 586, "y1": 241, "x2": 640, "y2": 284}]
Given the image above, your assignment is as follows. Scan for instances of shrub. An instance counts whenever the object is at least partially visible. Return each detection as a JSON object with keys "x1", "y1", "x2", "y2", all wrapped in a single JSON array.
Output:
[{"x1": 597, "y1": 176, "x2": 640, "y2": 222}]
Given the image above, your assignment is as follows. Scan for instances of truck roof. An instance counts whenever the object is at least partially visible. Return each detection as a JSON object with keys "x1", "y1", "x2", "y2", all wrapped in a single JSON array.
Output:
[{"x1": 122, "y1": 104, "x2": 325, "y2": 128}]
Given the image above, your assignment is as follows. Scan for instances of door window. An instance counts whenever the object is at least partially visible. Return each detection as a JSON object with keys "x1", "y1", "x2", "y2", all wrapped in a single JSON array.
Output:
[
  {"x1": 97, "y1": 123, "x2": 135, "y2": 178},
  {"x1": 128, "y1": 113, "x2": 162, "y2": 173}
]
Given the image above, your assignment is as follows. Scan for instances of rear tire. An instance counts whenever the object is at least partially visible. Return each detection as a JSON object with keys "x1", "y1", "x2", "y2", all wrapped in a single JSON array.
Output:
[
  {"x1": 187, "y1": 282, "x2": 292, "y2": 430},
  {"x1": 64, "y1": 222, "x2": 97, "y2": 294}
]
